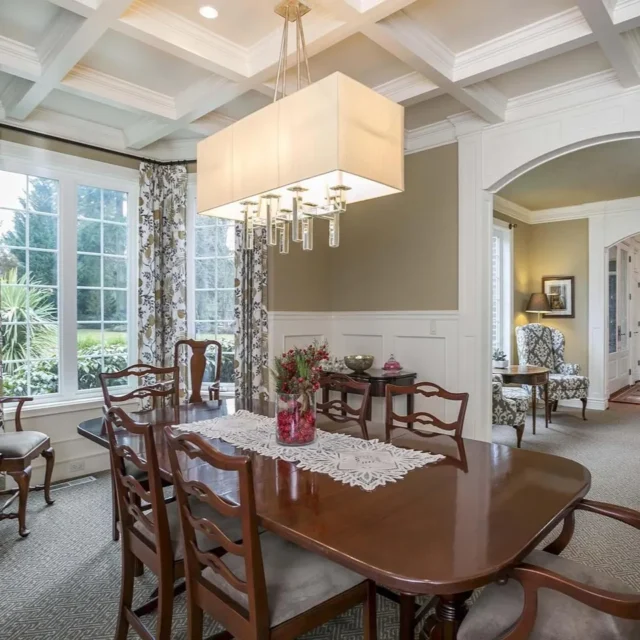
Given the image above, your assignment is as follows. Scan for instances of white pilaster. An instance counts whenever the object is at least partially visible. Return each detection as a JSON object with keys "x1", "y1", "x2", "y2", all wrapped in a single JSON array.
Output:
[{"x1": 458, "y1": 132, "x2": 493, "y2": 442}]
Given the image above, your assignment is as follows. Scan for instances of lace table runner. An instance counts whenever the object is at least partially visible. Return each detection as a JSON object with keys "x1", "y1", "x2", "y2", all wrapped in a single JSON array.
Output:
[{"x1": 177, "y1": 410, "x2": 444, "y2": 491}]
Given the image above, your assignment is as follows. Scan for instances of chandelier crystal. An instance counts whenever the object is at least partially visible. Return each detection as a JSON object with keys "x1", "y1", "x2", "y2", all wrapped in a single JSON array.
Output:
[{"x1": 196, "y1": 0, "x2": 404, "y2": 253}]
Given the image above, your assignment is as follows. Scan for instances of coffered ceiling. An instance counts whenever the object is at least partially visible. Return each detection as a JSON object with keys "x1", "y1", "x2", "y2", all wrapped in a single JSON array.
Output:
[{"x1": 2, "y1": 0, "x2": 640, "y2": 160}]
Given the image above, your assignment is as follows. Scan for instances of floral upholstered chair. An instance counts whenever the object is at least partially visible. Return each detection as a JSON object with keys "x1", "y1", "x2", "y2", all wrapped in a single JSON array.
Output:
[
  {"x1": 515, "y1": 323, "x2": 589, "y2": 421},
  {"x1": 492, "y1": 375, "x2": 528, "y2": 448}
]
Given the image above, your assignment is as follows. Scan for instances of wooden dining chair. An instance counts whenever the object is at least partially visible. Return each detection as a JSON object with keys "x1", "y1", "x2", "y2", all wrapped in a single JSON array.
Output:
[
  {"x1": 458, "y1": 499, "x2": 640, "y2": 639},
  {"x1": 385, "y1": 381, "x2": 469, "y2": 443},
  {"x1": 104, "y1": 407, "x2": 243, "y2": 640},
  {"x1": 382, "y1": 381, "x2": 469, "y2": 635},
  {"x1": 0, "y1": 396, "x2": 55, "y2": 537},
  {"x1": 318, "y1": 373, "x2": 372, "y2": 439},
  {"x1": 164, "y1": 427, "x2": 378, "y2": 640},
  {"x1": 173, "y1": 338, "x2": 223, "y2": 405},
  {"x1": 100, "y1": 363, "x2": 180, "y2": 541},
  {"x1": 100, "y1": 363, "x2": 180, "y2": 410}
]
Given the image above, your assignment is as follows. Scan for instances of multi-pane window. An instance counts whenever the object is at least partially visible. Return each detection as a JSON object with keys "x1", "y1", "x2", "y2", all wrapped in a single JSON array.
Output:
[
  {"x1": 76, "y1": 186, "x2": 129, "y2": 390},
  {"x1": 193, "y1": 215, "x2": 236, "y2": 386},
  {"x1": 491, "y1": 222, "x2": 513, "y2": 358},
  {"x1": 0, "y1": 171, "x2": 60, "y2": 396}
]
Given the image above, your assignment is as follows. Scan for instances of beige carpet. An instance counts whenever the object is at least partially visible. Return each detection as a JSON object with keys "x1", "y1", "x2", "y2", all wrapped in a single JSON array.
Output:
[{"x1": 493, "y1": 402, "x2": 640, "y2": 589}]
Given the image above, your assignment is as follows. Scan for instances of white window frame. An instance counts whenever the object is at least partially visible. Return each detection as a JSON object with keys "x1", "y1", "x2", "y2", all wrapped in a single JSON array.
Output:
[
  {"x1": 186, "y1": 175, "x2": 235, "y2": 395},
  {"x1": 492, "y1": 219, "x2": 514, "y2": 362},
  {"x1": 0, "y1": 141, "x2": 138, "y2": 407}
]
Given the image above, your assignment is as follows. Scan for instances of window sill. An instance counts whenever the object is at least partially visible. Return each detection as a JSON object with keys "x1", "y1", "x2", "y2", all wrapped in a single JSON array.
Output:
[{"x1": 2, "y1": 396, "x2": 138, "y2": 420}]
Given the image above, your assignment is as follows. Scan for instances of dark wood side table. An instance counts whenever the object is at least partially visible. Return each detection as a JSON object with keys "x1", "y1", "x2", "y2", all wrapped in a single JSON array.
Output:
[
  {"x1": 492, "y1": 365, "x2": 550, "y2": 434},
  {"x1": 322, "y1": 368, "x2": 417, "y2": 420}
]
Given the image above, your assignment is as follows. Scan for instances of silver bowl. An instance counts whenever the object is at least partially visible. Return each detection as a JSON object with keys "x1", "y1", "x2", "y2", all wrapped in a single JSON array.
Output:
[{"x1": 343, "y1": 355, "x2": 374, "y2": 373}]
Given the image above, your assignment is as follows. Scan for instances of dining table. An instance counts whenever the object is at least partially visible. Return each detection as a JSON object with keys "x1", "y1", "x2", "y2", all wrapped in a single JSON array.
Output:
[{"x1": 78, "y1": 398, "x2": 591, "y2": 640}]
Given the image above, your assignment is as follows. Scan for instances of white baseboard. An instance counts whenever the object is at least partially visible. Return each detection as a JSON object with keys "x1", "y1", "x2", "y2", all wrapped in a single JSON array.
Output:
[{"x1": 559, "y1": 398, "x2": 607, "y2": 411}]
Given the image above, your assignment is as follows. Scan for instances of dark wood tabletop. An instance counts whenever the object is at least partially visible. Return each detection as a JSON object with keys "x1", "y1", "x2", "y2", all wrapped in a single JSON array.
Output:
[
  {"x1": 78, "y1": 399, "x2": 591, "y2": 598},
  {"x1": 492, "y1": 365, "x2": 549, "y2": 377}
]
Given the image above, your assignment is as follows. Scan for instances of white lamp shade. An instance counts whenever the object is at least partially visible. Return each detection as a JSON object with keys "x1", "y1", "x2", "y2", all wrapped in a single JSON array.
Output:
[{"x1": 197, "y1": 72, "x2": 404, "y2": 220}]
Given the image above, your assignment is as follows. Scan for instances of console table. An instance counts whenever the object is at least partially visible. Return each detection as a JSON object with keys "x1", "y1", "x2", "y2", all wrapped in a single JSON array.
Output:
[
  {"x1": 323, "y1": 368, "x2": 417, "y2": 420},
  {"x1": 492, "y1": 365, "x2": 550, "y2": 434}
]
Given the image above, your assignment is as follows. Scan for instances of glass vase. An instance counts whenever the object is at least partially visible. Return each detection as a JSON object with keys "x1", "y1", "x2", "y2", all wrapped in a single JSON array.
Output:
[{"x1": 276, "y1": 392, "x2": 317, "y2": 446}]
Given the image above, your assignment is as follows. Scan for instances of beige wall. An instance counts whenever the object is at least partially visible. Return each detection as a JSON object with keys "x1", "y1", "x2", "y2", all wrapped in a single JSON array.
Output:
[
  {"x1": 268, "y1": 144, "x2": 459, "y2": 311},
  {"x1": 529, "y1": 219, "x2": 589, "y2": 372},
  {"x1": 494, "y1": 212, "x2": 589, "y2": 371},
  {"x1": 268, "y1": 241, "x2": 332, "y2": 312}
]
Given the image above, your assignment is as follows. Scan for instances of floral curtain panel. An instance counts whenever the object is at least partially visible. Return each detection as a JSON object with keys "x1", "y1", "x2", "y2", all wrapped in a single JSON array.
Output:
[
  {"x1": 138, "y1": 163, "x2": 188, "y2": 399},
  {"x1": 234, "y1": 225, "x2": 269, "y2": 401}
]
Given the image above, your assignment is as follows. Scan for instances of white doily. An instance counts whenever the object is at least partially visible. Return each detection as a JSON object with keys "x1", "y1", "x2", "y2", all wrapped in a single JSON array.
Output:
[{"x1": 176, "y1": 411, "x2": 444, "y2": 491}]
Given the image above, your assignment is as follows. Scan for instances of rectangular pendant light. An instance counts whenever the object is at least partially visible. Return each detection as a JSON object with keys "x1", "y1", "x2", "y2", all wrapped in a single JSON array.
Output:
[{"x1": 197, "y1": 72, "x2": 404, "y2": 221}]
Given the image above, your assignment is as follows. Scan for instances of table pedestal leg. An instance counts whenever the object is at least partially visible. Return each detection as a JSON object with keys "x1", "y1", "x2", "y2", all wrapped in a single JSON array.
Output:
[
  {"x1": 407, "y1": 392, "x2": 414, "y2": 428},
  {"x1": 424, "y1": 592, "x2": 472, "y2": 640}
]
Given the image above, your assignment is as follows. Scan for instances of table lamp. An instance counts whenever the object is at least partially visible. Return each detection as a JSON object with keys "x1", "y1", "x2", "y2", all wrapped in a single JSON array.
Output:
[{"x1": 526, "y1": 292, "x2": 551, "y2": 323}]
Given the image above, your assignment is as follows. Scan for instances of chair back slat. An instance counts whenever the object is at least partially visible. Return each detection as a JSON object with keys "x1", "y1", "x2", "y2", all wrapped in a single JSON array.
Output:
[
  {"x1": 174, "y1": 339, "x2": 223, "y2": 404},
  {"x1": 100, "y1": 363, "x2": 179, "y2": 409},
  {"x1": 318, "y1": 373, "x2": 372, "y2": 439},
  {"x1": 385, "y1": 381, "x2": 469, "y2": 442},
  {"x1": 103, "y1": 407, "x2": 173, "y2": 562},
  {"x1": 164, "y1": 428, "x2": 269, "y2": 635}
]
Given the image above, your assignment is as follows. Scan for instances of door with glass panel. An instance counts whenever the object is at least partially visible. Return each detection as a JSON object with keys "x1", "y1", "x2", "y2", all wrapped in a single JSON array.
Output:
[{"x1": 608, "y1": 243, "x2": 632, "y2": 396}]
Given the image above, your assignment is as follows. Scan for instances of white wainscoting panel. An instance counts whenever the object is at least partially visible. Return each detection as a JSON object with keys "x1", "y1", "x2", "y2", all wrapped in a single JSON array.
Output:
[{"x1": 269, "y1": 311, "x2": 462, "y2": 430}]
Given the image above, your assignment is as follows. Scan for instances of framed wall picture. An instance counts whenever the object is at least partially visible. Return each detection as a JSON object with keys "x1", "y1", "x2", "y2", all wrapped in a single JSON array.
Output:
[{"x1": 542, "y1": 276, "x2": 575, "y2": 318}]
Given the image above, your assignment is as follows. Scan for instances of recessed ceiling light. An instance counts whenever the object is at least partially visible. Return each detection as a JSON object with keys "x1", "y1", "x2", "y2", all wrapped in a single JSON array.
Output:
[{"x1": 199, "y1": 5, "x2": 218, "y2": 19}]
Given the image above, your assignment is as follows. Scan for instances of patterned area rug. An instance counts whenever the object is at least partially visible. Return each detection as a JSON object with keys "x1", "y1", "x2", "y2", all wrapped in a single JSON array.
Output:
[
  {"x1": 610, "y1": 383, "x2": 640, "y2": 405},
  {"x1": 1, "y1": 403, "x2": 639, "y2": 639}
]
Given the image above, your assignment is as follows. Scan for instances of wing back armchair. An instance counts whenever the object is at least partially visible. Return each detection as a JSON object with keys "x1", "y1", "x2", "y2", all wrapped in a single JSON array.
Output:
[
  {"x1": 515, "y1": 323, "x2": 588, "y2": 421},
  {"x1": 492, "y1": 375, "x2": 528, "y2": 448}
]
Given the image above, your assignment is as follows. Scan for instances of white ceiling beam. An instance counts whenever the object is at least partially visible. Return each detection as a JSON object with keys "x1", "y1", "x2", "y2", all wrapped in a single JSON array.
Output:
[
  {"x1": 363, "y1": 14, "x2": 506, "y2": 123},
  {"x1": 577, "y1": 0, "x2": 640, "y2": 87},
  {"x1": 124, "y1": 76, "x2": 253, "y2": 148},
  {"x1": 6, "y1": 0, "x2": 137, "y2": 121},
  {"x1": 114, "y1": 0, "x2": 250, "y2": 81},
  {"x1": 453, "y1": 8, "x2": 594, "y2": 85},
  {"x1": 123, "y1": 0, "x2": 427, "y2": 148},
  {"x1": 45, "y1": 0, "x2": 96, "y2": 18},
  {"x1": 61, "y1": 65, "x2": 176, "y2": 119}
]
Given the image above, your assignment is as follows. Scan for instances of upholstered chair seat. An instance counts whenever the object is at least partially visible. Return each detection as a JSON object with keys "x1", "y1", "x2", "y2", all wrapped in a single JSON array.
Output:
[
  {"x1": 458, "y1": 549, "x2": 640, "y2": 640},
  {"x1": 132, "y1": 497, "x2": 244, "y2": 560},
  {"x1": 202, "y1": 532, "x2": 365, "y2": 627},
  {"x1": 0, "y1": 431, "x2": 49, "y2": 458},
  {"x1": 516, "y1": 323, "x2": 589, "y2": 419},
  {"x1": 492, "y1": 375, "x2": 527, "y2": 448}
]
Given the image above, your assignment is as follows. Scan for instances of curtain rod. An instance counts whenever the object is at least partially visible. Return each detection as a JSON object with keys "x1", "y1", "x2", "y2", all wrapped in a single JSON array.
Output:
[{"x1": 0, "y1": 123, "x2": 196, "y2": 166}]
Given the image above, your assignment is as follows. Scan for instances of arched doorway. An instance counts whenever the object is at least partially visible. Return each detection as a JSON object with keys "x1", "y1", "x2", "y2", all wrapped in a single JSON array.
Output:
[{"x1": 457, "y1": 88, "x2": 640, "y2": 443}]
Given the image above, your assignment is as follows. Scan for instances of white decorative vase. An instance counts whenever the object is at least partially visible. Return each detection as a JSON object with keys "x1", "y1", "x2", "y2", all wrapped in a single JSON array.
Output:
[{"x1": 493, "y1": 360, "x2": 508, "y2": 369}]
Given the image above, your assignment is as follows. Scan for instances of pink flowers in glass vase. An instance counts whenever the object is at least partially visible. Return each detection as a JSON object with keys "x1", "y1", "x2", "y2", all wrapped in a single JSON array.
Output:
[{"x1": 273, "y1": 343, "x2": 329, "y2": 446}]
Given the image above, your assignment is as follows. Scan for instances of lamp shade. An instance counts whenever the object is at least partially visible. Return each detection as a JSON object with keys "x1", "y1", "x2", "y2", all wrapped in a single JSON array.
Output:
[
  {"x1": 196, "y1": 72, "x2": 405, "y2": 220},
  {"x1": 526, "y1": 293, "x2": 551, "y2": 313}
]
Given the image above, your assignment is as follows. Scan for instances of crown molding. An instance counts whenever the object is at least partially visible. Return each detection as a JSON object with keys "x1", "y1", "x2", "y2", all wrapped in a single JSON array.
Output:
[
  {"x1": 613, "y1": 0, "x2": 640, "y2": 26},
  {"x1": 374, "y1": 71, "x2": 439, "y2": 103},
  {"x1": 1, "y1": 108, "x2": 128, "y2": 154},
  {"x1": 0, "y1": 37, "x2": 41, "y2": 79},
  {"x1": 493, "y1": 195, "x2": 534, "y2": 224},
  {"x1": 528, "y1": 195, "x2": 640, "y2": 223},
  {"x1": 62, "y1": 65, "x2": 177, "y2": 119},
  {"x1": 37, "y1": 11, "x2": 83, "y2": 71},
  {"x1": 454, "y1": 8, "x2": 593, "y2": 83},
  {"x1": 505, "y1": 69, "x2": 623, "y2": 121},
  {"x1": 117, "y1": 0, "x2": 250, "y2": 78},
  {"x1": 142, "y1": 137, "x2": 198, "y2": 162},
  {"x1": 404, "y1": 120, "x2": 456, "y2": 154}
]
